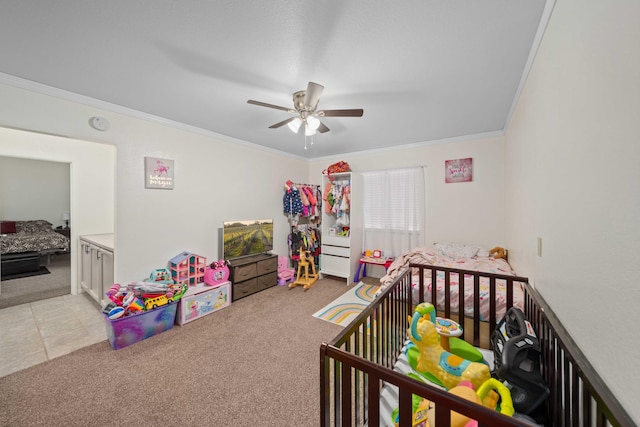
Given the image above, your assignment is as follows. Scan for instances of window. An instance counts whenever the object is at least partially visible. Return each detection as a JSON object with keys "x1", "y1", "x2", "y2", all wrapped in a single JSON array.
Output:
[{"x1": 362, "y1": 167, "x2": 425, "y2": 258}]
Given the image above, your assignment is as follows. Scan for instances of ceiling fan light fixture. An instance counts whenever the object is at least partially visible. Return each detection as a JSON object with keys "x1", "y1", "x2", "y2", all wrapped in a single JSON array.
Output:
[
  {"x1": 306, "y1": 115, "x2": 320, "y2": 131},
  {"x1": 287, "y1": 117, "x2": 302, "y2": 133},
  {"x1": 247, "y1": 81, "x2": 363, "y2": 151},
  {"x1": 304, "y1": 124, "x2": 317, "y2": 136}
]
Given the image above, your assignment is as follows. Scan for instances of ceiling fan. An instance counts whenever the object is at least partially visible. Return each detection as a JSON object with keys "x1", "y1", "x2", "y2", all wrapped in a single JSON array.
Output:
[{"x1": 247, "y1": 82, "x2": 363, "y2": 144}]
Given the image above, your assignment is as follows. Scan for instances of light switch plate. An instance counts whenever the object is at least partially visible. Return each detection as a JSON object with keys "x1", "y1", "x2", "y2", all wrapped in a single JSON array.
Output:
[{"x1": 537, "y1": 237, "x2": 542, "y2": 257}]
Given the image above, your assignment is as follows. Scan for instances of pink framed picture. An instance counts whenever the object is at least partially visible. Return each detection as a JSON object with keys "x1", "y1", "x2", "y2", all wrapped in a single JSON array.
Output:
[
  {"x1": 145, "y1": 157, "x2": 174, "y2": 189},
  {"x1": 445, "y1": 158, "x2": 473, "y2": 183}
]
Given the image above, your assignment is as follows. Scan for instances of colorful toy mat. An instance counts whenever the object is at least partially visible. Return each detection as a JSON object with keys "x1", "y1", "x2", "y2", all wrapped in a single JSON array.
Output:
[{"x1": 312, "y1": 282, "x2": 379, "y2": 326}]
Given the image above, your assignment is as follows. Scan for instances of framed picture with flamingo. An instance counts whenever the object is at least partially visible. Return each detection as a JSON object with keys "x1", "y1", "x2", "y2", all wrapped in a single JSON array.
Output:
[{"x1": 144, "y1": 157, "x2": 174, "y2": 189}]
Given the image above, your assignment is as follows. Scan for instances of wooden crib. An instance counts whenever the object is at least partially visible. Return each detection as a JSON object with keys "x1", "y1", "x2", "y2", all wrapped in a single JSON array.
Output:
[{"x1": 320, "y1": 263, "x2": 634, "y2": 426}]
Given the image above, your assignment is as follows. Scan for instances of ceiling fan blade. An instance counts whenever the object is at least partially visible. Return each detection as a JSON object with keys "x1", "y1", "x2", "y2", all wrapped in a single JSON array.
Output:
[
  {"x1": 318, "y1": 109, "x2": 364, "y2": 117},
  {"x1": 268, "y1": 117, "x2": 296, "y2": 129},
  {"x1": 247, "y1": 99, "x2": 294, "y2": 113},
  {"x1": 305, "y1": 82, "x2": 324, "y2": 110},
  {"x1": 318, "y1": 122, "x2": 330, "y2": 133}
]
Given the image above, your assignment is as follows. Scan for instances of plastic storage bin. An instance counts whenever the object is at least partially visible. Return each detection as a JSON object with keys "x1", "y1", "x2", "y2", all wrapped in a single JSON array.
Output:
[{"x1": 104, "y1": 301, "x2": 177, "y2": 349}]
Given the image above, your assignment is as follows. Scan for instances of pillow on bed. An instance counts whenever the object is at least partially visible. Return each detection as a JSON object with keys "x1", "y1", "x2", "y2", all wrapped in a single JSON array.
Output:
[
  {"x1": 434, "y1": 242, "x2": 488, "y2": 258},
  {"x1": 16, "y1": 220, "x2": 53, "y2": 234},
  {"x1": 1, "y1": 221, "x2": 17, "y2": 234},
  {"x1": 475, "y1": 247, "x2": 491, "y2": 257}
]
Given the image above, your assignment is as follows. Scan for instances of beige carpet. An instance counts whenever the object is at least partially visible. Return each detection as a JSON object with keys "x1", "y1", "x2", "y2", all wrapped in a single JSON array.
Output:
[
  {"x1": 0, "y1": 276, "x2": 353, "y2": 426},
  {"x1": 0, "y1": 253, "x2": 70, "y2": 309}
]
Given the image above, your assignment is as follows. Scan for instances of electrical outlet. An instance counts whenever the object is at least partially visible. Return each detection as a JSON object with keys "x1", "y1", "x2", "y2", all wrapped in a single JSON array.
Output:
[{"x1": 537, "y1": 237, "x2": 542, "y2": 257}]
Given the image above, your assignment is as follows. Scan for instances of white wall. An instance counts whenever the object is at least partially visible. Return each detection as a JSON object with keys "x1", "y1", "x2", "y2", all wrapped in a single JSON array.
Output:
[
  {"x1": 505, "y1": 0, "x2": 640, "y2": 422},
  {"x1": 309, "y1": 135, "x2": 506, "y2": 250},
  {"x1": 0, "y1": 156, "x2": 70, "y2": 227},
  {"x1": 112, "y1": 117, "x2": 308, "y2": 280},
  {"x1": 0, "y1": 128, "x2": 115, "y2": 295},
  {"x1": 0, "y1": 83, "x2": 310, "y2": 283}
]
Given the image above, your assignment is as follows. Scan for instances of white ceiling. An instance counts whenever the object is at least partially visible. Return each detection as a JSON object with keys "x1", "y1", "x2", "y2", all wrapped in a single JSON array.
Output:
[{"x1": 0, "y1": 1, "x2": 552, "y2": 159}]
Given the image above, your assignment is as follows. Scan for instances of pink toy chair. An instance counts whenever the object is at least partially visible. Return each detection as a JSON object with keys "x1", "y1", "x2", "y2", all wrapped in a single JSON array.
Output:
[{"x1": 277, "y1": 256, "x2": 295, "y2": 285}]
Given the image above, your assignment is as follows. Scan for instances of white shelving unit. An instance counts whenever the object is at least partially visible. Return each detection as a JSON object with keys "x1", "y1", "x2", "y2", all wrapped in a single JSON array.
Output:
[{"x1": 320, "y1": 171, "x2": 363, "y2": 284}]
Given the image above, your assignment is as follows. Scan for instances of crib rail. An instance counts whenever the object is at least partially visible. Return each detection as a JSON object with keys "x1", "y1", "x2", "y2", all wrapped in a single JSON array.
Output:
[
  {"x1": 522, "y1": 286, "x2": 635, "y2": 427},
  {"x1": 414, "y1": 263, "x2": 529, "y2": 347},
  {"x1": 320, "y1": 264, "x2": 634, "y2": 427},
  {"x1": 320, "y1": 266, "x2": 527, "y2": 427},
  {"x1": 320, "y1": 268, "x2": 412, "y2": 427}
]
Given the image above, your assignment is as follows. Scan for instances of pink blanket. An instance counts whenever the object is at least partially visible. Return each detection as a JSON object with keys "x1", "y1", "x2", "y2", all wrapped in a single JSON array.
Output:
[{"x1": 380, "y1": 246, "x2": 524, "y2": 321}]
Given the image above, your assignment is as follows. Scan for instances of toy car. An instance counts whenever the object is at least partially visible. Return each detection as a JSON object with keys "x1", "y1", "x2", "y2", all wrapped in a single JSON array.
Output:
[{"x1": 144, "y1": 294, "x2": 169, "y2": 310}]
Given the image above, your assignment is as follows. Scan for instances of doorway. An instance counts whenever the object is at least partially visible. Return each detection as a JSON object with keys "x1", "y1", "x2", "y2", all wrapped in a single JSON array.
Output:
[
  {"x1": 0, "y1": 126, "x2": 116, "y2": 303},
  {"x1": 0, "y1": 156, "x2": 71, "y2": 308}
]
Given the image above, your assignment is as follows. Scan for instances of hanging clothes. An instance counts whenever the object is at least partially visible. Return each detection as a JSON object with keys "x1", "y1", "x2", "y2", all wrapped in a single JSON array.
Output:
[
  {"x1": 283, "y1": 187, "x2": 303, "y2": 215},
  {"x1": 323, "y1": 182, "x2": 333, "y2": 214},
  {"x1": 303, "y1": 186, "x2": 316, "y2": 205},
  {"x1": 301, "y1": 186, "x2": 316, "y2": 218},
  {"x1": 283, "y1": 186, "x2": 303, "y2": 226},
  {"x1": 288, "y1": 224, "x2": 321, "y2": 270},
  {"x1": 284, "y1": 182, "x2": 321, "y2": 223},
  {"x1": 299, "y1": 187, "x2": 310, "y2": 217},
  {"x1": 331, "y1": 183, "x2": 344, "y2": 215}
]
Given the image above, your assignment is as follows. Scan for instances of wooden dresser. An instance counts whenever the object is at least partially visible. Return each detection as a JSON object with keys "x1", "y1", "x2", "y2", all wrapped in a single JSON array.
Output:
[{"x1": 228, "y1": 253, "x2": 278, "y2": 301}]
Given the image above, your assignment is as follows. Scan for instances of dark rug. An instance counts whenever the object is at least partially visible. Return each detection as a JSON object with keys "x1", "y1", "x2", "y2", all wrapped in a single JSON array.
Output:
[{"x1": 1, "y1": 266, "x2": 50, "y2": 281}]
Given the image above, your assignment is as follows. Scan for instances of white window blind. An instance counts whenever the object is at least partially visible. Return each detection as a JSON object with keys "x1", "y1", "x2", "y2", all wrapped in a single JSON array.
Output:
[{"x1": 362, "y1": 167, "x2": 425, "y2": 258}]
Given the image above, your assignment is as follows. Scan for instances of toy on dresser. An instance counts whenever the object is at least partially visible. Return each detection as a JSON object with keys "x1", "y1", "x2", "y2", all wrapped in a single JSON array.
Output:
[{"x1": 204, "y1": 259, "x2": 230, "y2": 286}]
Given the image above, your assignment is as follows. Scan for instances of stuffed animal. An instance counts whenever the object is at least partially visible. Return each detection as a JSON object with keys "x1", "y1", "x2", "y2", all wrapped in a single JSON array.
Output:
[{"x1": 489, "y1": 246, "x2": 507, "y2": 259}]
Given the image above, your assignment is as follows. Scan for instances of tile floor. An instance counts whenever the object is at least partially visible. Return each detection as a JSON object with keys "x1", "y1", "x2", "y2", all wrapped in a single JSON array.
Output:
[{"x1": 0, "y1": 292, "x2": 106, "y2": 378}]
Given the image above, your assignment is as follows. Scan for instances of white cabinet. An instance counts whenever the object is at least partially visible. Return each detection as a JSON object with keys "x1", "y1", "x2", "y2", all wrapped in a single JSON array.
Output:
[
  {"x1": 80, "y1": 234, "x2": 114, "y2": 307},
  {"x1": 79, "y1": 241, "x2": 97, "y2": 299},
  {"x1": 320, "y1": 172, "x2": 363, "y2": 284}
]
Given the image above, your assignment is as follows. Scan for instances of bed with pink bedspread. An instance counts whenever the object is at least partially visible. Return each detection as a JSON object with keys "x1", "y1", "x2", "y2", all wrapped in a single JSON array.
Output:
[{"x1": 379, "y1": 243, "x2": 525, "y2": 321}]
